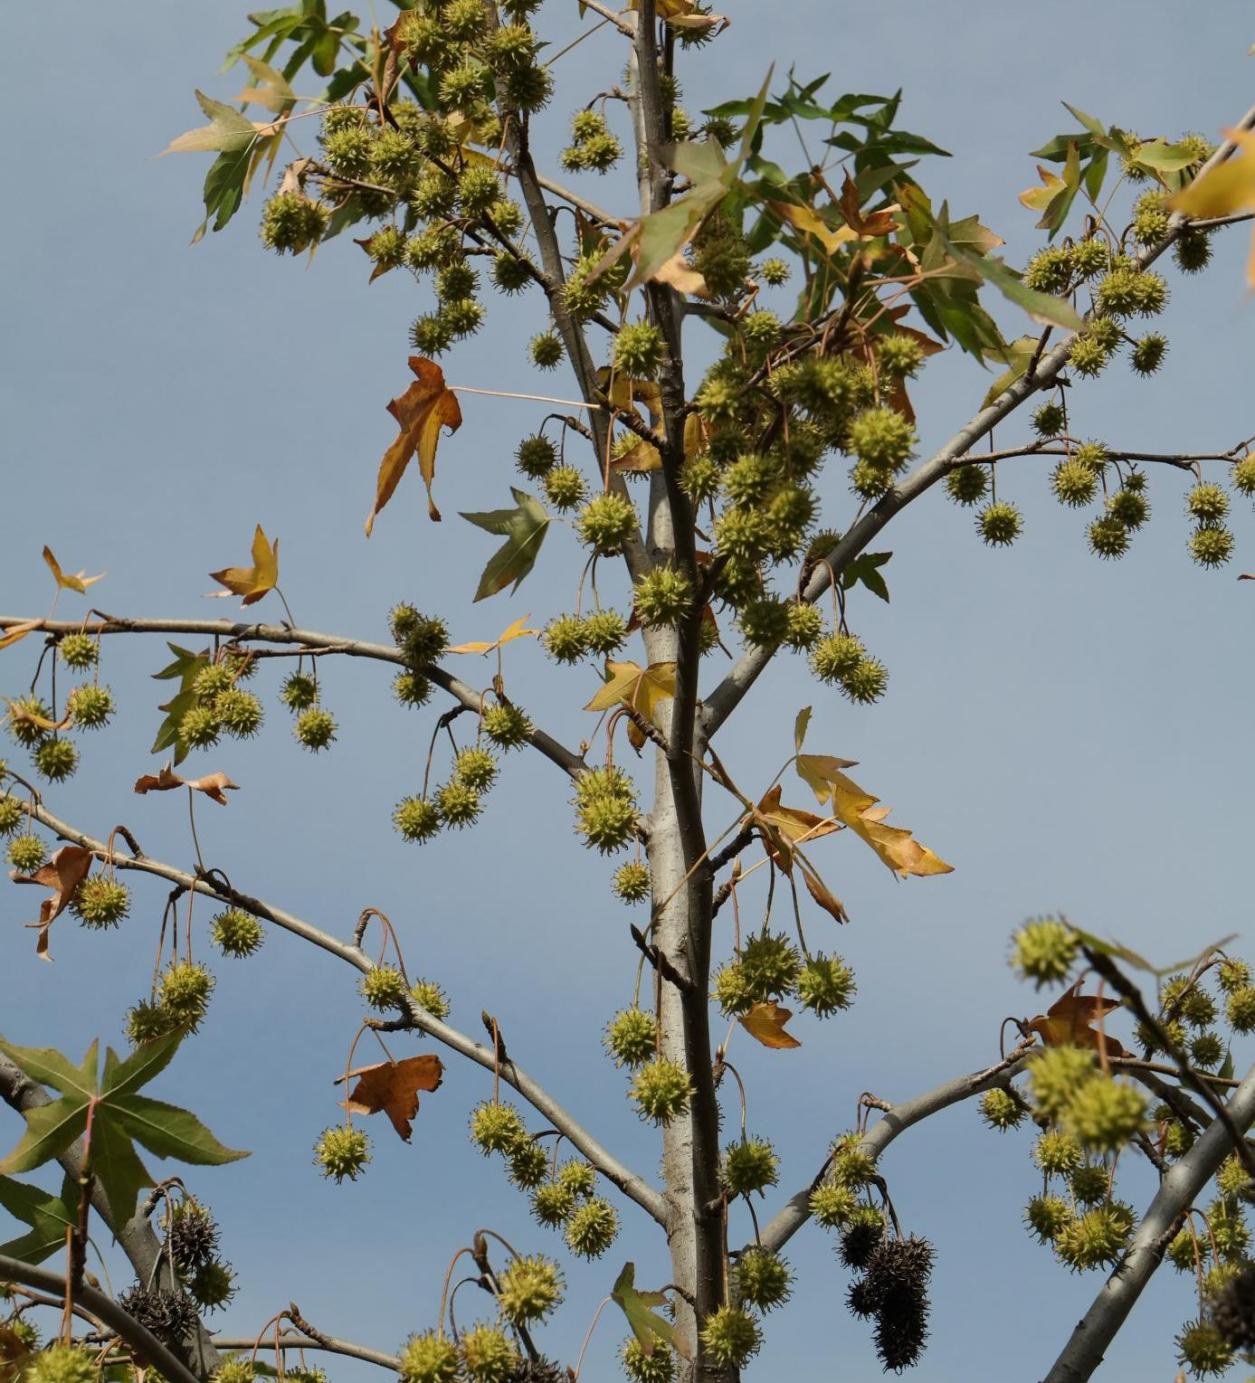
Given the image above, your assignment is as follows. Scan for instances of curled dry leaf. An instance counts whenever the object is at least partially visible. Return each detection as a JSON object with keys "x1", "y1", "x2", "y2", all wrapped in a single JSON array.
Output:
[
  {"x1": 1027, "y1": 981, "x2": 1129, "y2": 1057},
  {"x1": 10, "y1": 845, "x2": 94, "y2": 961},
  {"x1": 447, "y1": 615, "x2": 539, "y2": 655},
  {"x1": 4, "y1": 700, "x2": 71, "y2": 734},
  {"x1": 739, "y1": 1001, "x2": 802, "y2": 1050},
  {"x1": 366, "y1": 356, "x2": 463, "y2": 532},
  {"x1": 335, "y1": 1053, "x2": 444, "y2": 1141},
  {"x1": 208, "y1": 525, "x2": 279, "y2": 606},
  {"x1": 134, "y1": 765, "x2": 239, "y2": 806},
  {"x1": 43, "y1": 546, "x2": 104, "y2": 594},
  {"x1": 0, "y1": 621, "x2": 41, "y2": 652}
]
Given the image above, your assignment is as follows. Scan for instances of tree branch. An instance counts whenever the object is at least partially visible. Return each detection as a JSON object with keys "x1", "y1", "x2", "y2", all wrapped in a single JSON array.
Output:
[
  {"x1": 20, "y1": 801, "x2": 667, "y2": 1228},
  {"x1": 1041, "y1": 1060, "x2": 1255, "y2": 1383},
  {"x1": 209, "y1": 1334, "x2": 400, "y2": 1372}
]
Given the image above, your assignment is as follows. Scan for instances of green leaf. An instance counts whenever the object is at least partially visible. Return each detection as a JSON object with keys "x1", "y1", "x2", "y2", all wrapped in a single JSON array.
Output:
[
  {"x1": 949, "y1": 245, "x2": 1084, "y2": 331},
  {"x1": 0, "y1": 1039, "x2": 98, "y2": 1101},
  {"x1": 113, "y1": 1094, "x2": 248, "y2": 1167},
  {"x1": 163, "y1": 91, "x2": 259, "y2": 155},
  {"x1": 0, "y1": 1175, "x2": 79, "y2": 1264},
  {"x1": 841, "y1": 551, "x2": 892, "y2": 603},
  {"x1": 89, "y1": 1117, "x2": 153, "y2": 1226},
  {"x1": 151, "y1": 644, "x2": 211, "y2": 764},
  {"x1": 101, "y1": 1033, "x2": 184, "y2": 1099},
  {"x1": 0, "y1": 1099, "x2": 88, "y2": 1176},
  {"x1": 461, "y1": 489, "x2": 551, "y2": 602},
  {"x1": 1061, "y1": 102, "x2": 1107, "y2": 139},
  {"x1": 1219, "y1": 1048, "x2": 1236, "y2": 1082},
  {"x1": 611, "y1": 1262, "x2": 687, "y2": 1359},
  {"x1": 192, "y1": 147, "x2": 253, "y2": 243},
  {"x1": 981, "y1": 335, "x2": 1038, "y2": 407},
  {"x1": 1129, "y1": 138, "x2": 1200, "y2": 174},
  {"x1": 666, "y1": 139, "x2": 727, "y2": 184}
]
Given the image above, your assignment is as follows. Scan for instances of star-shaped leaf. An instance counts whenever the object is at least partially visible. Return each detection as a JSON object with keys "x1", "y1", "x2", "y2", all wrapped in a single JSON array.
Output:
[
  {"x1": 43, "y1": 547, "x2": 104, "y2": 594},
  {"x1": 461, "y1": 490, "x2": 551, "y2": 601},
  {"x1": 1027, "y1": 981, "x2": 1129, "y2": 1056},
  {"x1": 611, "y1": 1262, "x2": 688, "y2": 1359},
  {"x1": 585, "y1": 660, "x2": 676, "y2": 750},
  {"x1": 0, "y1": 1174, "x2": 78, "y2": 1264},
  {"x1": 150, "y1": 644, "x2": 211, "y2": 766},
  {"x1": 739, "y1": 1002, "x2": 802, "y2": 1050},
  {"x1": 448, "y1": 615, "x2": 539, "y2": 655},
  {"x1": 208, "y1": 525, "x2": 279, "y2": 606},
  {"x1": 367, "y1": 356, "x2": 463, "y2": 531},
  {"x1": 335, "y1": 1054, "x2": 444, "y2": 1141},
  {"x1": 10, "y1": 846, "x2": 94, "y2": 960}
]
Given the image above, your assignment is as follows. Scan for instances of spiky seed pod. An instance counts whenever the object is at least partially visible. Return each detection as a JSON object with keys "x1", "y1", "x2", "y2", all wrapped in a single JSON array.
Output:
[
  {"x1": 1175, "y1": 1320, "x2": 1234, "y2": 1377},
  {"x1": 57, "y1": 633, "x2": 98, "y2": 670},
  {"x1": 848, "y1": 407, "x2": 916, "y2": 472},
  {"x1": 1167, "y1": 1226, "x2": 1205, "y2": 1273},
  {"x1": 1053, "y1": 1203, "x2": 1134, "y2": 1272},
  {"x1": 442, "y1": 298, "x2": 485, "y2": 341},
  {"x1": 1031, "y1": 402, "x2": 1066, "y2": 438},
  {"x1": 27, "y1": 1346, "x2": 105, "y2": 1383},
  {"x1": 435, "y1": 261, "x2": 478, "y2": 303},
  {"x1": 573, "y1": 766, "x2": 638, "y2": 854},
  {"x1": 633, "y1": 568, "x2": 693, "y2": 628},
  {"x1": 505, "y1": 1137, "x2": 549, "y2": 1190},
  {"x1": 809, "y1": 1181, "x2": 859, "y2": 1228},
  {"x1": 1231, "y1": 453, "x2": 1255, "y2": 497},
  {"x1": 1068, "y1": 334, "x2": 1112, "y2": 378},
  {"x1": 495, "y1": 1254, "x2": 563, "y2": 1326},
  {"x1": 977, "y1": 500, "x2": 1023, "y2": 547},
  {"x1": 1062, "y1": 1076, "x2": 1147, "y2": 1153},
  {"x1": 700, "y1": 1307, "x2": 761, "y2": 1368},
  {"x1": 1130, "y1": 332, "x2": 1168, "y2": 375},
  {"x1": 830, "y1": 1133, "x2": 877, "y2": 1188},
  {"x1": 1068, "y1": 237, "x2": 1109, "y2": 280},
  {"x1": 612, "y1": 321, "x2": 666, "y2": 379},
  {"x1": 723, "y1": 1137, "x2": 779, "y2": 1197},
  {"x1": 1187, "y1": 482, "x2": 1230, "y2": 523},
  {"x1": 780, "y1": 603, "x2": 823, "y2": 652},
  {"x1": 630, "y1": 1057, "x2": 694, "y2": 1124},
  {"x1": 470, "y1": 1101, "x2": 527, "y2": 1155},
  {"x1": 448, "y1": 747, "x2": 495, "y2": 793},
  {"x1": 564, "y1": 1196, "x2": 619, "y2": 1258},
  {"x1": 543, "y1": 464, "x2": 587, "y2": 511},
  {"x1": 1088, "y1": 514, "x2": 1131, "y2": 559},
  {"x1": 840, "y1": 656, "x2": 890, "y2": 705},
  {"x1": 557, "y1": 1161, "x2": 595, "y2": 1197},
  {"x1": 876, "y1": 332, "x2": 924, "y2": 379},
  {"x1": 604, "y1": 1008, "x2": 656, "y2": 1068},
  {"x1": 734, "y1": 1246, "x2": 792, "y2": 1311},
  {"x1": 393, "y1": 671, "x2": 433, "y2": 709},
  {"x1": 215, "y1": 689, "x2": 263, "y2": 739},
  {"x1": 979, "y1": 1086, "x2": 1027, "y2": 1131},
  {"x1": 839, "y1": 1208, "x2": 886, "y2": 1268},
  {"x1": 1207, "y1": 1196, "x2": 1250, "y2": 1259},
  {"x1": 208, "y1": 907, "x2": 264, "y2": 958},
  {"x1": 797, "y1": 954, "x2": 856, "y2": 1017},
  {"x1": 1069, "y1": 1164, "x2": 1110, "y2": 1206},
  {"x1": 1189, "y1": 525, "x2": 1235, "y2": 569},
  {"x1": 7, "y1": 833, "x2": 47, "y2": 873},
  {"x1": 189, "y1": 1259, "x2": 236, "y2": 1312},
  {"x1": 280, "y1": 671, "x2": 318, "y2": 712},
  {"x1": 1033, "y1": 1129, "x2": 1084, "y2": 1177},
  {"x1": 810, "y1": 633, "x2": 865, "y2": 684},
  {"x1": 125, "y1": 999, "x2": 177, "y2": 1046},
  {"x1": 610, "y1": 861, "x2": 650, "y2": 906},
  {"x1": 260, "y1": 191, "x2": 329, "y2": 255},
  {"x1": 8, "y1": 1321, "x2": 39, "y2": 1349},
  {"x1": 529, "y1": 331, "x2": 563, "y2": 370},
  {"x1": 578, "y1": 494, "x2": 638, "y2": 554},
  {"x1": 411, "y1": 311, "x2": 453, "y2": 355},
  {"x1": 118, "y1": 1284, "x2": 199, "y2": 1343},
  {"x1": 321, "y1": 125, "x2": 374, "y2": 178},
  {"x1": 491, "y1": 251, "x2": 533, "y2": 295},
  {"x1": 34, "y1": 738, "x2": 79, "y2": 783},
  {"x1": 167, "y1": 1198, "x2": 219, "y2": 1270},
  {"x1": 394, "y1": 796, "x2": 442, "y2": 843},
  {"x1": 403, "y1": 980, "x2": 448, "y2": 1024},
  {"x1": 1024, "y1": 246, "x2": 1073, "y2": 294},
  {"x1": 502, "y1": 62, "x2": 552, "y2": 113},
  {"x1": 1011, "y1": 917, "x2": 1079, "y2": 986},
  {"x1": 7, "y1": 697, "x2": 52, "y2": 748},
  {"x1": 159, "y1": 960, "x2": 215, "y2": 1032},
  {"x1": 531, "y1": 1181, "x2": 575, "y2": 1227},
  {"x1": 459, "y1": 1323, "x2": 519, "y2": 1383},
  {"x1": 70, "y1": 876, "x2": 130, "y2": 929},
  {"x1": 1209, "y1": 1261, "x2": 1255, "y2": 1350},
  {"x1": 0, "y1": 794, "x2": 25, "y2": 836},
  {"x1": 360, "y1": 965, "x2": 408, "y2": 1012},
  {"x1": 1174, "y1": 229, "x2": 1213, "y2": 274},
  {"x1": 482, "y1": 703, "x2": 532, "y2": 750},
  {"x1": 65, "y1": 684, "x2": 114, "y2": 730},
  {"x1": 1218, "y1": 958, "x2": 1252, "y2": 995},
  {"x1": 483, "y1": 17, "x2": 536, "y2": 63},
  {"x1": 294, "y1": 707, "x2": 337, "y2": 751},
  {"x1": 693, "y1": 220, "x2": 751, "y2": 301},
  {"x1": 713, "y1": 961, "x2": 754, "y2": 1017},
  {"x1": 1108, "y1": 487, "x2": 1150, "y2": 530},
  {"x1": 1028, "y1": 1046, "x2": 1098, "y2": 1119},
  {"x1": 1132, "y1": 193, "x2": 1171, "y2": 245},
  {"x1": 712, "y1": 507, "x2": 772, "y2": 565},
  {"x1": 1215, "y1": 1154, "x2": 1252, "y2": 1200},
  {"x1": 620, "y1": 1337, "x2": 676, "y2": 1383},
  {"x1": 314, "y1": 1125, "x2": 371, "y2": 1182},
  {"x1": 850, "y1": 459, "x2": 894, "y2": 500},
  {"x1": 405, "y1": 225, "x2": 461, "y2": 272},
  {"x1": 1051, "y1": 459, "x2": 1098, "y2": 507},
  {"x1": 1163, "y1": 1119, "x2": 1195, "y2": 1158},
  {"x1": 390, "y1": 609, "x2": 449, "y2": 664},
  {"x1": 399, "y1": 1331, "x2": 460, "y2": 1383},
  {"x1": 1024, "y1": 1194, "x2": 1073, "y2": 1244},
  {"x1": 537, "y1": 614, "x2": 587, "y2": 666},
  {"x1": 741, "y1": 932, "x2": 802, "y2": 999},
  {"x1": 945, "y1": 464, "x2": 989, "y2": 506},
  {"x1": 720, "y1": 452, "x2": 776, "y2": 508},
  {"x1": 365, "y1": 225, "x2": 407, "y2": 270}
]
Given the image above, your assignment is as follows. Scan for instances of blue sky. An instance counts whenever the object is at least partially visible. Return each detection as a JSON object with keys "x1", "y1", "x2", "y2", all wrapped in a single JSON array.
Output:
[{"x1": 1, "y1": 3, "x2": 1254, "y2": 1379}]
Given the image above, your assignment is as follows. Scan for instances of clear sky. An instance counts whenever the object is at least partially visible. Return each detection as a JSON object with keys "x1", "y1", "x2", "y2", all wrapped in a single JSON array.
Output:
[{"x1": 1, "y1": 3, "x2": 1254, "y2": 1380}]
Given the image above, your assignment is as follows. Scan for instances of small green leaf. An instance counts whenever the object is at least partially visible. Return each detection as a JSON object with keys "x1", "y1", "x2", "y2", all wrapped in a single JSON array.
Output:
[
  {"x1": 1061, "y1": 103, "x2": 1107, "y2": 139},
  {"x1": 0, "y1": 1039, "x2": 98, "y2": 1101},
  {"x1": 112, "y1": 1095, "x2": 249, "y2": 1166},
  {"x1": 981, "y1": 335, "x2": 1038, "y2": 407},
  {"x1": 101, "y1": 1033, "x2": 184, "y2": 1100},
  {"x1": 150, "y1": 644, "x2": 211, "y2": 764},
  {"x1": 841, "y1": 551, "x2": 892, "y2": 603},
  {"x1": 0, "y1": 1175, "x2": 79, "y2": 1265},
  {"x1": 461, "y1": 489, "x2": 551, "y2": 602},
  {"x1": 163, "y1": 91, "x2": 259, "y2": 155},
  {"x1": 611, "y1": 1262, "x2": 688, "y2": 1359},
  {"x1": 0, "y1": 1100, "x2": 89, "y2": 1176}
]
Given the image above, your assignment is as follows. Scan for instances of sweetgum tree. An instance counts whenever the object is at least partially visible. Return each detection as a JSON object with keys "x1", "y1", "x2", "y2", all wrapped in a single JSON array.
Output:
[{"x1": 3, "y1": 5, "x2": 1255, "y2": 1382}]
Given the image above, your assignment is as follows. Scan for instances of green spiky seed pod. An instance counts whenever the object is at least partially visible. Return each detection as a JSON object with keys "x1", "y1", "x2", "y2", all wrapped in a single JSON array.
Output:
[
  {"x1": 394, "y1": 796, "x2": 442, "y2": 843},
  {"x1": 737, "y1": 598, "x2": 790, "y2": 649},
  {"x1": 1053, "y1": 1203, "x2": 1134, "y2": 1272},
  {"x1": 782, "y1": 603, "x2": 824, "y2": 651},
  {"x1": 573, "y1": 766, "x2": 638, "y2": 853},
  {"x1": 529, "y1": 332, "x2": 563, "y2": 370},
  {"x1": 1173, "y1": 230, "x2": 1213, "y2": 274},
  {"x1": 393, "y1": 671, "x2": 433, "y2": 709},
  {"x1": 1132, "y1": 192, "x2": 1171, "y2": 245},
  {"x1": 1218, "y1": 959, "x2": 1251, "y2": 995},
  {"x1": 741, "y1": 932, "x2": 802, "y2": 999},
  {"x1": 848, "y1": 407, "x2": 916, "y2": 471},
  {"x1": 630, "y1": 1057, "x2": 694, "y2": 1124},
  {"x1": 541, "y1": 614, "x2": 589, "y2": 664},
  {"x1": 712, "y1": 506, "x2": 771, "y2": 564},
  {"x1": 482, "y1": 703, "x2": 532, "y2": 750},
  {"x1": 740, "y1": 310, "x2": 781, "y2": 353},
  {"x1": 0, "y1": 794, "x2": 24, "y2": 836},
  {"x1": 65, "y1": 684, "x2": 113, "y2": 730},
  {"x1": 723, "y1": 1136, "x2": 779, "y2": 1197},
  {"x1": 505, "y1": 1136, "x2": 549, "y2": 1190},
  {"x1": 179, "y1": 705, "x2": 221, "y2": 749},
  {"x1": 215, "y1": 689, "x2": 263, "y2": 739},
  {"x1": 1231, "y1": 453, "x2": 1255, "y2": 497},
  {"x1": 699, "y1": 1307, "x2": 760, "y2": 1368},
  {"x1": 1024, "y1": 1194, "x2": 1073, "y2": 1244},
  {"x1": 693, "y1": 221, "x2": 751, "y2": 300},
  {"x1": 280, "y1": 672, "x2": 318, "y2": 712},
  {"x1": 125, "y1": 999, "x2": 176, "y2": 1046},
  {"x1": 6, "y1": 697, "x2": 51, "y2": 748},
  {"x1": 491, "y1": 251, "x2": 533, "y2": 295},
  {"x1": 1130, "y1": 332, "x2": 1167, "y2": 375},
  {"x1": 977, "y1": 501, "x2": 1023, "y2": 547},
  {"x1": 611, "y1": 860, "x2": 651, "y2": 903},
  {"x1": 1108, "y1": 487, "x2": 1150, "y2": 530},
  {"x1": 260, "y1": 192, "x2": 329, "y2": 255},
  {"x1": 210, "y1": 907, "x2": 264, "y2": 958},
  {"x1": 294, "y1": 707, "x2": 337, "y2": 751},
  {"x1": 543, "y1": 465, "x2": 587, "y2": 511},
  {"x1": 7, "y1": 833, "x2": 47, "y2": 873},
  {"x1": 1031, "y1": 402, "x2": 1066, "y2": 437},
  {"x1": 810, "y1": 633, "x2": 865, "y2": 683},
  {"x1": 1024, "y1": 246, "x2": 1072, "y2": 294},
  {"x1": 1068, "y1": 334, "x2": 1112, "y2": 378},
  {"x1": 470, "y1": 1101, "x2": 526, "y2": 1155},
  {"x1": 1209, "y1": 1196, "x2": 1250, "y2": 1258},
  {"x1": 503, "y1": 62, "x2": 552, "y2": 113},
  {"x1": 555, "y1": 1160, "x2": 596, "y2": 1200},
  {"x1": 459, "y1": 1323, "x2": 518, "y2": 1383},
  {"x1": 321, "y1": 125, "x2": 374, "y2": 178},
  {"x1": 365, "y1": 225, "x2": 407, "y2": 271},
  {"x1": 1052, "y1": 459, "x2": 1099, "y2": 507},
  {"x1": 757, "y1": 256, "x2": 790, "y2": 286},
  {"x1": 1097, "y1": 265, "x2": 1168, "y2": 317},
  {"x1": 734, "y1": 1246, "x2": 792, "y2": 1311},
  {"x1": 1089, "y1": 514, "x2": 1131, "y2": 559},
  {"x1": 1062, "y1": 1075, "x2": 1147, "y2": 1153},
  {"x1": 438, "y1": 57, "x2": 488, "y2": 108},
  {"x1": 25, "y1": 1345, "x2": 99, "y2": 1383},
  {"x1": 1175, "y1": 1320, "x2": 1233, "y2": 1377},
  {"x1": 435, "y1": 261, "x2": 478, "y2": 303},
  {"x1": 578, "y1": 494, "x2": 638, "y2": 554},
  {"x1": 401, "y1": 977, "x2": 447, "y2": 1022},
  {"x1": 436, "y1": 779, "x2": 481, "y2": 828},
  {"x1": 604, "y1": 1008, "x2": 656, "y2": 1067},
  {"x1": 876, "y1": 333, "x2": 924, "y2": 379},
  {"x1": 399, "y1": 1331, "x2": 460, "y2": 1383},
  {"x1": 531, "y1": 1180, "x2": 574, "y2": 1226},
  {"x1": 1167, "y1": 1227, "x2": 1205, "y2": 1273},
  {"x1": 564, "y1": 1196, "x2": 619, "y2": 1258},
  {"x1": 1068, "y1": 237, "x2": 1109, "y2": 279},
  {"x1": 31, "y1": 737, "x2": 76, "y2": 783},
  {"x1": 809, "y1": 1181, "x2": 858, "y2": 1228},
  {"x1": 484, "y1": 17, "x2": 536, "y2": 62},
  {"x1": 632, "y1": 568, "x2": 693, "y2": 631},
  {"x1": 830, "y1": 1133, "x2": 877, "y2": 1188},
  {"x1": 1028, "y1": 1046, "x2": 1096, "y2": 1120},
  {"x1": 613, "y1": 321, "x2": 665, "y2": 379},
  {"x1": 1165, "y1": 979, "x2": 1218, "y2": 1028},
  {"x1": 1086, "y1": 316, "x2": 1122, "y2": 353},
  {"x1": 515, "y1": 434, "x2": 559, "y2": 480},
  {"x1": 496, "y1": 1254, "x2": 563, "y2": 1326},
  {"x1": 946, "y1": 464, "x2": 989, "y2": 506},
  {"x1": 1189, "y1": 525, "x2": 1235, "y2": 569},
  {"x1": 442, "y1": 298, "x2": 485, "y2": 340},
  {"x1": 70, "y1": 876, "x2": 130, "y2": 929},
  {"x1": 190, "y1": 1259, "x2": 236, "y2": 1312},
  {"x1": 1069, "y1": 1164, "x2": 1110, "y2": 1206},
  {"x1": 1216, "y1": 1154, "x2": 1252, "y2": 1199},
  {"x1": 1190, "y1": 1032, "x2": 1224, "y2": 1068},
  {"x1": 1011, "y1": 917, "x2": 1079, "y2": 986},
  {"x1": 840, "y1": 656, "x2": 889, "y2": 705},
  {"x1": 797, "y1": 954, "x2": 856, "y2": 1017},
  {"x1": 979, "y1": 1087, "x2": 1027, "y2": 1131},
  {"x1": 450, "y1": 747, "x2": 496, "y2": 792},
  {"x1": 621, "y1": 1337, "x2": 675, "y2": 1383},
  {"x1": 713, "y1": 960, "x2": 754, "y2": 1017},
  {"x1": 360, "y1": 965, "x2": 408, "y2": 1012},
  {"x1": 850, "y1": 459, "x2": 893, "y2": 500},
  {"x1": 57, "y1": 634, "x2": 98, "y2": 671},
  {"x1": 159, "y1": 960, "x2": 215, "y2": 1032},
  {"x1": 1032, "y1": 1129, "x2": 1083, "y2": 1176},
  {"x1": 1187, "y1": 482, "x2": 1229, "y2": 523},
  {"x1": 1163, "y1": 1119, "x2": 1194, "y2": 1158},
  {"x1": 578, "y1": 609, "x2": 625, "y2": 656}
]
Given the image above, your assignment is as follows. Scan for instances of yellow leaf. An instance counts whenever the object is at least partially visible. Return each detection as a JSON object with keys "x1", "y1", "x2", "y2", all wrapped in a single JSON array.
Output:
[
  {"x1": 585, "y1": 661, "x2": 676, "y2": 728},
  {"x1": 768, "y1": 200, "x2": 857, "y2": 256},
  {"x1": 753, "y1": 784, "x2": 840, "y2": 850},
  {"x1": 596, "y1": 369, "x2": 664, "y2": 421},
  {"x1": 366, "y1": 356, "x2": 463, "y2": 533},
  {"x1": 739, "y1": 1001, "x2": 801, "y2": 1049},
  {"x1": 611, "y1": 440, "x2": 662, "y2": 474},
  {"x1": 801, "y1": 763, "x2": 952, "y2": 879},
  {"x1": 448, "y1": 615, "x2": 539, "y2": 655},
  {"x1": 653, "y1": 250, "x2": 708, "y2": 296},
  {"x1": 0, "y1": 621, "x2": 40, "y2": 651},
  {"x1": 207, "y1": 525, "x2": 279, "y2": 606},
  {"x1": 43, "y1": 547, "x2": 104, "y2": 594},
  {"x1": 795, "y1": 752, "x2": 859, "y2": 804},
  {"x1": 1167, "y1": 131, "x2": 1255, "y2": 287},
  {"x1": 1018, "y1": 163, "x2": 1068, "y2": 213}
]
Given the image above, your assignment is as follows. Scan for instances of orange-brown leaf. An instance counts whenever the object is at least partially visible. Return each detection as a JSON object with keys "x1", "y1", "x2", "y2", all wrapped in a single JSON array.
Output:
[
  {"x1": 802, "y1": 764, "x2": 953, "y2": 879},
  {"x1": 11, "y1": 845, "x2": 93, "y2": 961},
  {"x1": 43, "y1": 547, "x2": 104, "y2": 594},
  {"x1": 208, "y1": 525, "x2": 279, "y2": 606},
  {"x1": 739, "y1": 1001, "x2": 802, "y2": 1050},
  {"x1": 0, "y1": 621, "x2": 40, "y2": 651},
  {"x1": 336, "y1": 1053, "x2": 444, "y2": 1141},
  {"x1": 366, "y1": 356, "x2": 463, "y2": 532},
  {"x1": 134, "y1": 765, "x2": 240, "y2": 806},
  {"x1": 1028, "y1": 982, "x2": 1129, "y2": 1056},
  {"x1": 799, "y1": 859, "x2": 849, "y2": 924}
]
